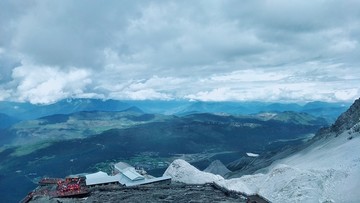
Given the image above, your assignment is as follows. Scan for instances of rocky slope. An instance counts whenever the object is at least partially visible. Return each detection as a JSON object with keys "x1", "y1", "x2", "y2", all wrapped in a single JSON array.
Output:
[
  {"x1": 28, "y1": 183, "x2": 248, "y2": 203},
  {"x1": 164, "y1": 98, "x2": 360, "y2": 203},
  {"x1": 203, "y1": 160, "x2": 231, "y2": 177},
  {"x1": 316, "y1": 97, "x2": 360, "y2": 138},
  {"x1": 330, "y1": 98, "x2": 360, "y2": 133}
]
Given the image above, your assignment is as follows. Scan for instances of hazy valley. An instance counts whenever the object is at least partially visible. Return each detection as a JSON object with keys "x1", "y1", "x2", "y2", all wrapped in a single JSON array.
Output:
[{"x1": 0, "y1": 99, "x2": 347, "y2": 202}]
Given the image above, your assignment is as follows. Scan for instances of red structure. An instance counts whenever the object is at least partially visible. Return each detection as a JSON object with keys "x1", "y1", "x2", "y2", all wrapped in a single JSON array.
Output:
[
  {"x1": 21, "y1": 177, "x2": 89, "y2": 203},
  {"x1": 55, "y1": 177, "x2": 89, "y2": 197}
]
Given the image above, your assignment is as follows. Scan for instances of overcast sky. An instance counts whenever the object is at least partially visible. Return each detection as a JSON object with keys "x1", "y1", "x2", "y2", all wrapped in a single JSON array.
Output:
[{"x1": 0, "y1": 0, "x2": 359, "y2": 104}]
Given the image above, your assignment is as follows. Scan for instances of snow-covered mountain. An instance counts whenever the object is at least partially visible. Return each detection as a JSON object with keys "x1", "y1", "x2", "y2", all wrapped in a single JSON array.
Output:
[{"x1": 164, "y1": 98, "x2": 360, "y2": 203}]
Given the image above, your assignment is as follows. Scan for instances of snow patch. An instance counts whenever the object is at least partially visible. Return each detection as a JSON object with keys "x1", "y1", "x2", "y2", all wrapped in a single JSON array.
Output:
[{"x1": 246, "y1": 152, "x2": 259, "y2": 157}]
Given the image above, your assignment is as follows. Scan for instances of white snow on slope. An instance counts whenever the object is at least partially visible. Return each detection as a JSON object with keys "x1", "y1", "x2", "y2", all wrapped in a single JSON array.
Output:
[
  {"x1": 164, "y1": 159, "x2": 224, "y2": 184},
  {"x1": 164, "y1": 131, "x2": 360, "y2": 203},
  {"x1": 246, "y1": 152, "x2": 259, "y2": 157}
]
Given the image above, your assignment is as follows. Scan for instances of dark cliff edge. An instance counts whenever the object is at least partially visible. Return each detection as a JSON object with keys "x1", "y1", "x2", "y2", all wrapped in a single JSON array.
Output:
[{"x1": 315, "y1": 97, "x2": 360, "y2": 139}]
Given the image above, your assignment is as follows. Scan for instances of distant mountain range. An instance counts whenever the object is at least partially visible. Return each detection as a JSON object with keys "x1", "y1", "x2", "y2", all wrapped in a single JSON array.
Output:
[
  {"x1": 1, "y1": 108, "x2": 172, "y2": 146},
  {"x1": 0, "y1": 99, "x2": 130, "y2": 120},
  {"x1": 0, "y1": 113, "x2": 19, "y2": 129},
  {"x1": 1, "y1": 110, "x2": 327, "y2": 147},
  {"x1": 0, "y1": 98, "x2": 351, "y2": 122}
]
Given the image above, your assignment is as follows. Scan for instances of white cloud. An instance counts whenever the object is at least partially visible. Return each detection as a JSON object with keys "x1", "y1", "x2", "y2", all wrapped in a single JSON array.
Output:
[
  {"x1": 11, "y1": 64, "x2": 91, "y2": 104},
  {"x1": 0, "y1": 88, "x2": 11, "y2": 101},
  {"x1": 0, "y1": 0, "x2": 359, "y2": 103},
  {"x1": 334, "y1": 89, "x2": 359, "y2": 101},
  {"x1": 210, "y1": 69, "x2": 290, "y2": 82},
  {"x1": 186, "y1": 88, "x2": 235, "y2": 102},
  {"x1": 110, "y1": 89, "x2": 172, "y2": 101}
]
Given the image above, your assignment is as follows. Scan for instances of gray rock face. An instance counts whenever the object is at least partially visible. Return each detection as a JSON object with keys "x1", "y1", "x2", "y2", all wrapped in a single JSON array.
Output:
[
  {"x1": 203, "y1": 160, "x2": 231, "y2": 177},
  {"x1": 316, "y1": 97, "x2": 360, "y2": 138},
  {"x1": 331, "y1": 98, "x2": 360, "y2": 133}
]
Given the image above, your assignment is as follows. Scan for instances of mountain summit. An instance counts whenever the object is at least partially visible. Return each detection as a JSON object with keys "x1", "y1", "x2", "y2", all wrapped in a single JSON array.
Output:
[
  {"x1": 330, "y1": 97, "x2": 360, "y2": 134},
  {"x1": 317, "y1": 97, "x2": 360, "y2": 137}
]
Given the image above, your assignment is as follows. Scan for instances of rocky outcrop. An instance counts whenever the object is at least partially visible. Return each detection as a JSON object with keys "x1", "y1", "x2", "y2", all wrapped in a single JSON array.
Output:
[
  {"x1": 316, "y1": 97, "x2": 360, "y2": 138},
  {"x1": 331, "y1": 98, "x2": 360, "y2": 133},
  {"x1": 203, "y1": 160, "x2": 231, "y2": 177},
  {"x1": 163, "y1": 159, "x2": 224, "y2": 184}
]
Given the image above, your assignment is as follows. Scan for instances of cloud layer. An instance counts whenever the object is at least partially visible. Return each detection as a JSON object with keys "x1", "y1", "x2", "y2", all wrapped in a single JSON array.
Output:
[{"x1": 0, "y1": 0, "x2": 359, "y2": 103}]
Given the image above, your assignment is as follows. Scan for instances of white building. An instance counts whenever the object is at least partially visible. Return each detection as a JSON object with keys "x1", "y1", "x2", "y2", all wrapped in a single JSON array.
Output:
[
  {"x1": 114, "y1": 162, "x2": 145, "y2": 182},
  {"x1": 85, "y1": 162, "x2": 171, "y2": 187},
  {"x1": 85, "y1": 171, "x2": 121, "y2": 186}
]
